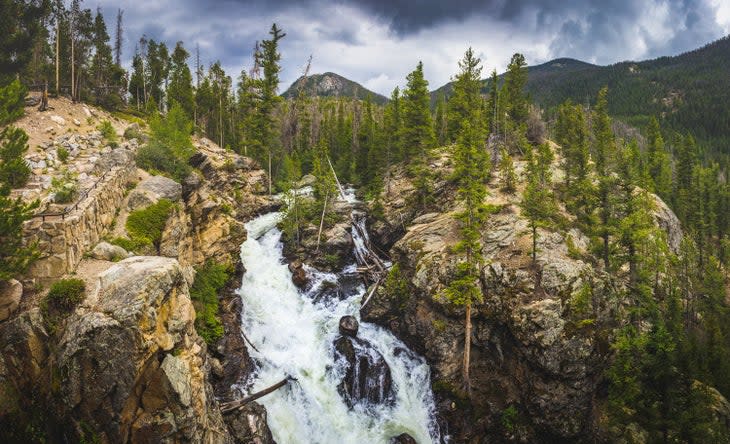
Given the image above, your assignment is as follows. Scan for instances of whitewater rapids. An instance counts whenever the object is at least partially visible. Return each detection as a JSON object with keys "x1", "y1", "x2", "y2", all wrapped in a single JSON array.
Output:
[{"x1": 235, "y1": 210, "x2": 441, "y2": 443}]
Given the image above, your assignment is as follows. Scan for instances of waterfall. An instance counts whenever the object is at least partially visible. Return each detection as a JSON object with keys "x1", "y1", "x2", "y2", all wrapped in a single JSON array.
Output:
[{"x1": 235, "y1": 204, "x2": 441, "y2": 443}]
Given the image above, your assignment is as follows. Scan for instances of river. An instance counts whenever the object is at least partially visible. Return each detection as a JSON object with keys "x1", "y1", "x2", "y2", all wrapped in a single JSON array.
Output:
[{"x1": 234, "y1": 203, "x2": 441, "y2": 443}]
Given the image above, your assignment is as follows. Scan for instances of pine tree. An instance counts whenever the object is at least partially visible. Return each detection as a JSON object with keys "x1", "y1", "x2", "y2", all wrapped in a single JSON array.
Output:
[
  {"x1": 486, "y1": 69, "x2": 499, "y2": 136},
  {"x1": 593, "y1": 86, "x2": 618, "y2": 268},
  {"x1": 646, "y1": 117, "x2": 672, "y2": 199},
  {"x1": 167, "y1": 42, "x2": 194, "y2": 119},
  {"x1": 252, "y1": 23, "x2": 286, "y2": 194},
  {"x1": 0, "y1": 126, "x2": 39, "y2": 281},
  {"x1": 498, "y1": 148, "x2": 516, "y2": 193},
  {"x1": 401, "y1": 61, "x2": 435, "y2": 159},
  {"x1": 401, "y1": 62, "x2": 435, "y2": 209},
  {"x1": 444, "y1": 116, "x2": 489, "y2": 393},
  {"x1": 382, "y1": 87, "x2": 402, "y2": 192},
  {"x1": 446, "y1": 47, "x2": 483, "y2": 142},
  {"x1": 556, "y1": 100, "x2": 594, "y2": 226},
  {"x1": 520, "y1": 143, "x2": 557, "y2": 264},
  {"x1": 504, "y1": 53, "x2": 529, "y2": 128},
  {"x1": 434, "y1": 92, "x2": 447, "y2": 146}
]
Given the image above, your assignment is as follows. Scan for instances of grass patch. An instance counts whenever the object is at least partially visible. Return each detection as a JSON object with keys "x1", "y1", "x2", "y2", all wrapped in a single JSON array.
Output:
[
  {"x1": 41, "y1": 278, "x2": 86, "y2": 334},
  {"x1": 108, "y1": 236, "x2": 145, "y2": 254},
  {"x1": 125, "y1": 199, "x2": 174, "y2": 251},
  {"x1": 97, "y1": 120, "x2": 118, "y2": 147},
  {"x1": 57, "y1": 147, "x2": 69, "y2": 163},
  {"x1": 190, "y1": 261, "x2": 232, "y2": 344},
  {"x1": 50, "y1": 169, "x2": 78, "y2": 203}
]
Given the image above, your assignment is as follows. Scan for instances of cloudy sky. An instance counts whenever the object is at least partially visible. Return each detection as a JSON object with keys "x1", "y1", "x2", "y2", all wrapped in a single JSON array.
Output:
[{"x1": 94, "y1": 0, "x2": 730, "y2": 96}]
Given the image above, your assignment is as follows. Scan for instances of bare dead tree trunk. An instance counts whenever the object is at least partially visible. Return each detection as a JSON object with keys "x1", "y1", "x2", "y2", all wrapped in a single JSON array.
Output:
[
  {"x1": 70, "y1": 27, "x2": 75, "y2": 101},
  {"x1": 315, "y1": 190, "x2": 329, "y2": 253},
  {"x1": 38, "y1": 81, "x2": 48, "y2": 111},
  {"x1": 55, "y1": 19, "x2": 60, "y2": 96},
  {"x1": 114, "y1": 9, "x2": 124, "y2": 66},
  {"x1": 464, "y1": 302, "x2": 472, "y2": 396},
  {"x1": 220, "y1": 376, "x2": 296, "y2": 414}
]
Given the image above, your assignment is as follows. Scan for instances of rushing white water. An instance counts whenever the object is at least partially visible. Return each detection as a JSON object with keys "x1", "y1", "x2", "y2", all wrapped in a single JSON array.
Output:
[{"x1": 236, "y1": 207, "x2": 440, "y2": 444}]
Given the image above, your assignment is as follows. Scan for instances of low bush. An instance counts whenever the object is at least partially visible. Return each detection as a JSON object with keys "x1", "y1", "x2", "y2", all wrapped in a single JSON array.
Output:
[
  {"x1": 57, "y1": 147, "x2": 69, "y2": 163},
  {"x1": 136, "y1": 142, "x2": 191, "y2": 182},
  {"x1": 45, "y1": 278, "x2": 86, "y2": 310},
  {"x1": 125, "y1": 199, "x2": 174, "y2": 251},
  {"x1": 190, "y1": 262, "x2": 232, "y2": 344},
  {"x1": 41, "y1": 278, "x2": 86, "y2": 334},
  {"x1": 97, "y1": 120, "x2": 118, "y2": 147},
  {"x1": 50, "y1": 170, "x2": 78, "y2": 203},
  {"x1": 108, "y1": 236, "x2": 146, "y2": 253}
]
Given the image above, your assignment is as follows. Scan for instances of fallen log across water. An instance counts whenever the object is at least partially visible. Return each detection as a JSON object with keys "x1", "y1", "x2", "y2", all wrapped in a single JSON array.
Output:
[{"x1": 220, "y1": 376, "x2": 297, "y2": 414}]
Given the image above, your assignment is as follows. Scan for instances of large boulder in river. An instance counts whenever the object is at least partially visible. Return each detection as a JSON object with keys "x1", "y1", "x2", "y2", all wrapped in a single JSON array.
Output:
[
  {"x1": 339, "y1": 315, "x2": 359, "y2": 337},
  {"x1": 289, "y1": 260, "x2": 309, "y2": 288},
  {"x1": 334, "y1": 335, "x2": 394, "y2": 408}
]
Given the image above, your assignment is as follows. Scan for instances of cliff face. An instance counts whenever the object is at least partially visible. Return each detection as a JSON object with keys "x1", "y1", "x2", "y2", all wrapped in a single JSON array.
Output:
[
  {"x1": 0, "y1": 257, "x2": 230, "y2": 442},
  {"x1": 363, "y1": 151, "x2": 684, "y2": 442}
]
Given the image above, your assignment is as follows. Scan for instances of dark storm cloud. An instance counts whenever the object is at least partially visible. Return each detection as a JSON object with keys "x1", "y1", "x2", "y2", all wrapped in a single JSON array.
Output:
[{"x1": 92, "y1": 0, "x2": 730, "y2": 95}]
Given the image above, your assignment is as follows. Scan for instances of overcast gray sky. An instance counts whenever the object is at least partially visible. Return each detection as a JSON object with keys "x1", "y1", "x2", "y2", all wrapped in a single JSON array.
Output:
[{"x1": 94, "y1": 0, "x2": 730, "y2": 95}]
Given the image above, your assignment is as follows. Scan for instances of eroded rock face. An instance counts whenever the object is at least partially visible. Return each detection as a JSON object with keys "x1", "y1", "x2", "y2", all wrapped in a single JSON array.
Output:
[
  {"x1": 362, "y1": 159, "x2": 631, "y2": 442},
  {"x1": 0, "y1": 257, "x2": 236, "y2": 443},
  {"x1": 0, "y1": 280, "x2": 22, "y2": 322},
  {"x1": 55, "y1": 256, "x2": 230, "y2": 443}
]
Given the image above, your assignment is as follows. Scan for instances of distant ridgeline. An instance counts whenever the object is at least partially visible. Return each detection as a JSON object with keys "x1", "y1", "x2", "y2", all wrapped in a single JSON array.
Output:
[{"x1": 431, "y1": 35, "x2": 730, "y2": 154}]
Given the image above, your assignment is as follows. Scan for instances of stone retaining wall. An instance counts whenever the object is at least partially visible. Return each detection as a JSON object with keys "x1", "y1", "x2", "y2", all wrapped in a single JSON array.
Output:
[{"x1": 23, "y1": 164, "x2": 136, "y2": 281}]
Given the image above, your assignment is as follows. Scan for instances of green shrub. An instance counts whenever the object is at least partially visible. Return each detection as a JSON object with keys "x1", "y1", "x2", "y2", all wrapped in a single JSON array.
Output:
[
  {"x1": 136, "y1": 103, "x2": 195, "y2": 182},
  {"x1": 57, "y1": 147, "x2": 69, "y2": 163},
  {"x1": 136, "y1": 142, "x2": 192, "y2": 183},
  {"x1": 501, "y1": 405, "x2": 519, "y2": 432},
  {"x1": 190, "y1": 262, "x2": 232, "y2": 344},
  {"x1": 125, "y1": 199, "x2": 174, "y2": 250},
  {"x1": 0, "y1": 126, "x2": 31, "y2": 188},
  {"x1": 108, "y1": 236, "x2": 146, "y2": 253},
  {"x1": 123, "y1": 125, "x2": 143, "y2": 141},
  {"x1": 51, "y1": 170, "x2": 78, "y2": 203},
  {"x1": 97, "y1": 120, "x2": 118, "y2": 145},
  {"x1": 45, "y1": 278, "x2": 86, "y2": 311},
  {"x1": 0, "y1": 80, "x2": 26, "y2": 125}
]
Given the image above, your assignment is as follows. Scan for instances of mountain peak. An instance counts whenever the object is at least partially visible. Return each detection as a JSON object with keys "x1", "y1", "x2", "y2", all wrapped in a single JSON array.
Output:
[{"x1": 282, "y1": 72, "x2": 388, "y2": 104}]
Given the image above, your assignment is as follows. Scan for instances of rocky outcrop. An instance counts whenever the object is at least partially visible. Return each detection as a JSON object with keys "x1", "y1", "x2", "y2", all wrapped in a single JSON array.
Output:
[
  {"x1": 362, "y1": 156, "x2": 627, "y2": 442},
  {"x1": 0, "y1": 279, "x2": 22, "y2": 322},
  {"x1": 91, "y1": 241, "x2": 132, "y2": 261},
  {"x1": 333, "y1": 334, "x2": 394, "y2": 408},
  {"x1": 127, "y1": 175, "x2": 182, "y2": 210},
  {"x1": 0, "y1": 256, "x2": 236, "y2": 443}
]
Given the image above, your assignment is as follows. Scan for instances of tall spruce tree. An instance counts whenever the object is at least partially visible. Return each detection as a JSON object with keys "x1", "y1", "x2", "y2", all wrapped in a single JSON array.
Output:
[
  {"x1": 520, "y1": 143, "x2": 557, "y2": 264},
  {"x1": 446, "y1": 47, "x2": 483, "y2": 142},
  {"x1": 592, "y1": 86, "x2": 618, "y2": 268},
  {"x1": 444, "y1": 116, "x2": 489, "y2": 393},
  {"x1": 253, "y1": 23, "x2": 286, "y2": 194},
  {"x1": 504, "y1": 53, "x2": 529, "y2": 128},
  {"x1": 401, "y1": 62, "x2": 435, "y2": 209},
  {"x1": 167, "y1": 41, "x2": 194, "y2": 119}
]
